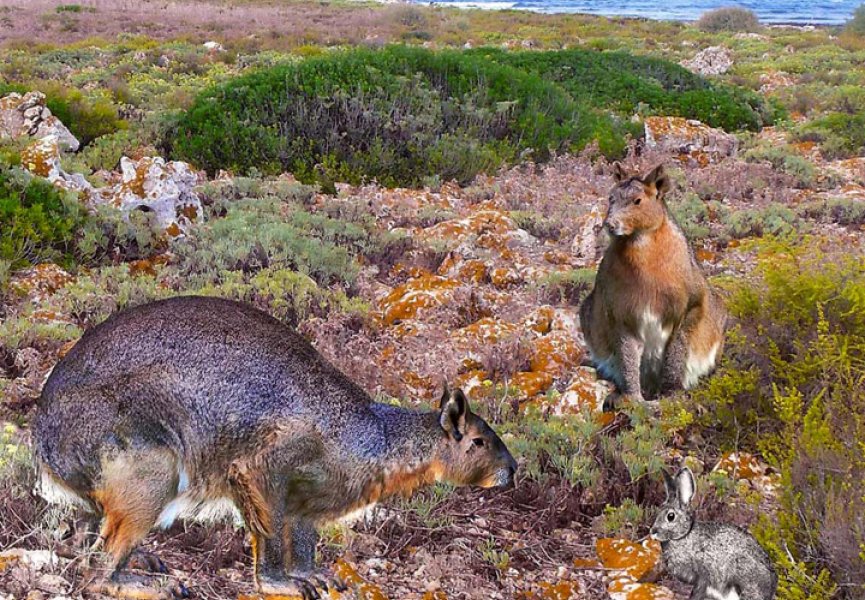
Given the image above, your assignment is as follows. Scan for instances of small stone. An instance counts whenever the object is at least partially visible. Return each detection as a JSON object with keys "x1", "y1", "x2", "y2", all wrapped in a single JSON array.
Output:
[{"x1": 681, "y1": 46, "x2": 733, "y2": 76}]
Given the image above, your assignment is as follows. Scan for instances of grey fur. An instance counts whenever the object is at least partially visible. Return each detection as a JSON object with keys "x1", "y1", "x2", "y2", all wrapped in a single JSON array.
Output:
[
  {"x1": 34, "y1": 296, "x2": 516, "y2": 598},
  {"x1": 651, "y1": 468, "x2": 778, "y2": 600}
]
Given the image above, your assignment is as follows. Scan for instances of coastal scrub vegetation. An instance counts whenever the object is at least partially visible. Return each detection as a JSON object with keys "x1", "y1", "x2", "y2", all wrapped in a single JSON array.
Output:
[
  {"x1": 3, "y1": 3, "x2": 865, "y2": 597},
  {"x1": 169, "y1": 45, "x2": 770, "y2": 187}
]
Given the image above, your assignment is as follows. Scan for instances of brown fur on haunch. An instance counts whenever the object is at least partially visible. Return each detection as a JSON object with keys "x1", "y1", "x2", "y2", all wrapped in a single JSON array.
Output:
[
  {"x1": 579, "y1": 163, "x2": 727, "y2": 405},
  {"x1": 34, "y1": 297, "x2": 518, "y2": 600}
]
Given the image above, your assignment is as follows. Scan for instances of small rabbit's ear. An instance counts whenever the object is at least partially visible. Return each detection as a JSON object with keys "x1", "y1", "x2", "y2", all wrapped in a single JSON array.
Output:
[
  {"x1": 662, "y1": 469, "x2": 676, "y2": 502},
  {"x1": 676, "y1": 468, "x2": 696, "y2": 506},
  {"x1": 612, "y1": 162, "x2": 628, "y2": 183}
]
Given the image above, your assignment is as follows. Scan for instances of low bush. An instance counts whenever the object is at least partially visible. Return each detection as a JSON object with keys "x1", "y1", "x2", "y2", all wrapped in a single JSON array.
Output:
[
  {"x1": 174, "y1": 197, "x2": 360, "y2": 287},
  {"x1": 169, "y1": 45, "x2": 620, "y2": 188},
  {"x1": 0, "y1": 166, "x2": 84, "y2": 271},
  {"x1": 672, "y1": 238, "x2": 865, "y2": 597},
  {"x1": 798, "y1": 196, "x2": 865, "y2": 226},
  {"x1": 696, "y1": 7, "x2": 761, "y2": 33},
  {"x1": 844, "y1": 3, "x2": 865, "y2": 36},
  {"x1": 719, "y1": 203, "x2": 802, "y2": 239},
  {"x1": 33, "y1": 83, "x2": 125, "y2": 146},
  {"x1": 469, "y1": 48, "x2": 773, "y2": 131},
  {"x1": 742, "y1": 145, "x2": 816, "y2": 188},
  {"x1": 795, "y1": 111, "x2": 865, "y2": 160}
]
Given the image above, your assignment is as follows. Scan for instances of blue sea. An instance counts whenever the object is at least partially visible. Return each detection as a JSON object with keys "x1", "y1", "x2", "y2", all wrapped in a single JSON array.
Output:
[{"x1": 419, "y1": 0, "x2": 861, "y2": 25}]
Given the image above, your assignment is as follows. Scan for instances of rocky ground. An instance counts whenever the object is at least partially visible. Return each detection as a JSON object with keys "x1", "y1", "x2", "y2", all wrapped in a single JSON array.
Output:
[
  {"x1": 2, "y1": 2, "x2": 865, "y2": 599},
  {"x1": 2, "y1": 99, "x2": 860, "y2": 598}
]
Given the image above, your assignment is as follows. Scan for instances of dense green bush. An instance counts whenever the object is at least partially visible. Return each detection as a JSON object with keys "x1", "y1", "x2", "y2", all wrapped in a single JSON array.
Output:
[
  {"x1": 0, "y1": 166, "x2": 84, "y2": 271},
  {"x1": 697, "y1": 7, "x2": 761, "y2": 33},
  {"x1": 169, "y1": 45, "x2": 621, "y2": 188},
  {"x1": 468, "y1": 48, "x2": 773, "y2": 131}
]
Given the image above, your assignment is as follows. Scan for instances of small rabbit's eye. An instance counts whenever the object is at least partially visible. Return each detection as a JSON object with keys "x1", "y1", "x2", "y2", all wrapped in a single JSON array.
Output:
[
  {"x1": 634, "y1": 198, "x2": 641, "y2": 205},
  {"x1": 666, "y1": 512, "x2": 676, "y2": 522},
  {"x1": 472, "y1": 438, "x2": 486, "y2": 448}
]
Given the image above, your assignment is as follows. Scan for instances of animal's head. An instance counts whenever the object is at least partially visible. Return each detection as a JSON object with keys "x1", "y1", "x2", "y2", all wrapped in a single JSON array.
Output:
[
  {"x1": 434, "y1": 386, "x2": 517, "y2": 489},
  {"x1": 605, "y1": 163, "x2": 671, "y2": 238},
  {"x1": 650, "y1": 467, "x2": 696, "y2": 542}
]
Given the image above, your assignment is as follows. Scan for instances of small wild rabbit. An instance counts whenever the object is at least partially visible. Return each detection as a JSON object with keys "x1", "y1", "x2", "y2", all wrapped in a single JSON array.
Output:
[{"x1": 650, "y1": 468, "x2": 777, "y2": 600}]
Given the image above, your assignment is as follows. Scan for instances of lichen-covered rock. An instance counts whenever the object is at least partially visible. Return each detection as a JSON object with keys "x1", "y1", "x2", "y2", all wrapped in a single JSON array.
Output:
[
  {"x1": 378, "y1": 275, "x2": 460, "y2": 325},
  {"x1": 759, "y1": 71, "x2": 796, "y2": 94},
  {"x1": 595, "y1": 538, "x2": 661, "y2": 581},
  {"x1": 19, "y1": 136, "x2": 92, "y2": 193},
  {"x1": 0, "y1": 92, "x2": 79, "y2": 151},
  {"x1": 645, "y1": 117, "x2": 738, "y2": 167},
  {"x1": 8, "y1": 263, "x2": 74, "y2": 303},
  {"x1": 681, "y1": 46, "x2": 733, "y2": 76},
  {"x1": 607, "y1": 577, "x2": 675, "y2": 600},
  {"x1": 96, "y1": 156, "x2": 204, "y2": 236},
  {"x1": 554, "y1": 367, "x2": 614, "y2": 415},
  {"x1": 19, "y1": 141, "x2": 204, "y2": 236},
  {"x1": 571, "y1": 205, "x2": 605, "y2": 266}
]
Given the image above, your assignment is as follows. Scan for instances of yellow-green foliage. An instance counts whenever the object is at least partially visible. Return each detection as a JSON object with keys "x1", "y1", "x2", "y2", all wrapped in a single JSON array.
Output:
[{"x1": 676, "y1": 237, "x2": 865, "y2": 597}]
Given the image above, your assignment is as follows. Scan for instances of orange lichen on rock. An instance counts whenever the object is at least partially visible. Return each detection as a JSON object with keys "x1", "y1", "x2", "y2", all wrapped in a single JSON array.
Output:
[
  {"x1": 490, "y1": 266, "x2": 523, "y2": 289},
  {"x1": 422, "y1": 591, "x2": 448, "y2": 600},
  {"x1": 20, "y1": 136, "x2": 60, "y2": 178},
  {"x1": 455, "y1": 317, "x2": 519, "y2": 345},
  {"x1": 9, "y1": 263, "x2": 74, "y2": 302},
  {"x1": 422, "y1": 209, "x2": 515, "y2": 246},
  {"x1": 378, "y1": 275, "x2": 460, "y2": 325},
  {"x1": 509, "y1": 371, "x2": 554, "y2": 399},
  {"x1": 536, "y1": 581, "x2": 580, "y2": 599},
  {"x1": 644, "y1": 116, "x2": 737, "y2": 166},
  {"x1": 524, "y1": 306, "x2": 555, "y2": 335},
  {"x1": 543, "y1": 249, "x2": 573, "y2": 266},
  {"x1": 529, "y1": 333, "x2": 582, "y2": 377},
  {"x1": 713, "y1": 452, "x2": 767, "y2": 480},
  {"x1": 334, "y1": 559, "x2": 388, "y2": 600},
  {"x1": 607, "y1": 577, "x2": 675, "y2": 600},
  {"x1": 596, "y1": 538, "x2": 661, "y2": 581},
  {"x1": 550, "y1": 367, "x2": 614, "y2": 417}
]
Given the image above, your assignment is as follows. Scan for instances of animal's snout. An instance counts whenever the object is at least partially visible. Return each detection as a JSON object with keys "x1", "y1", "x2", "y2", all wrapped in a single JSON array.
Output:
[
  {"x1": 498, "y1": 454, "x2": 518, "y2": 488},
  {"x1": 605, "y1": 217, "x2": 622, "y2": 236},
  {"x1": 649, "y1": 526, "x2": 658, "y2": 539}
]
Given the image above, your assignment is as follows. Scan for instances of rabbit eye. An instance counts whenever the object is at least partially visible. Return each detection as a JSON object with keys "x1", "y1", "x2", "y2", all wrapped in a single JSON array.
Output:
[
  {"x1": 634, "y1": 198, "x2": 641, "y2": 205},
  {"x1": 472, "y1": 438, "x2": 486, "y2": 448},
  {"x1": 666, "y1": 512, "x2": 676, "y2": 522}
]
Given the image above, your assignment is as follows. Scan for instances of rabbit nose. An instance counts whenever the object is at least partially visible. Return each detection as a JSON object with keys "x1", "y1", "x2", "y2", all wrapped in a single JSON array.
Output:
[{"x1": 649, "y1": 527, "x2": 658, "y2": 538}]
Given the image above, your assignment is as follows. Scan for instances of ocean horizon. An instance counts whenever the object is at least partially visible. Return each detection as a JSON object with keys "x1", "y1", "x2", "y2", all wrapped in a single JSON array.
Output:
[{"x1": 416, "y1": 0, "x2": 861, "y2": 25}]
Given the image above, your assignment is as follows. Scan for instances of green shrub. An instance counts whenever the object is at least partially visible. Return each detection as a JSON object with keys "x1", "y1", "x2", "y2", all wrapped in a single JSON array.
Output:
[
  {"x1": 845, "y1": 4, "x2": 865, "y2": 36},
  {"x1": 668, "y1": 192, "x2": 711, "y2": 242},
  {"x1": 798, "y1": 196, "x2": 865, "y2": 226},
  {"x1": 1, "y1": 80, "x2": 126, "y2": 146},
  {"x1": 537, "y1": 268, "x2": 596, "y2": 305},
  {"x1": 796, "y1": 112, "x2": 865, "y2": 160},
  {"x1": 174, "y1": 197, "x2": 366, "y2": 287},
  {"x1": 697, "y1": 7, "x2": 761, "y2": 33},
  {"x1": 720, "y1": 204, "x2": 802, "y2": 239},
  {"x1": 0, "y1": 166, "x2": 84, "y2": 270},
  {"x1": 468, "y1": 48, "x2": 773, "y2": 131},
  {"x1": 743, "y1": 145, "x2": 817, "y2": 188},
  {"x1": 169, "y1": 45, "x2": 619, "y2": 188}
]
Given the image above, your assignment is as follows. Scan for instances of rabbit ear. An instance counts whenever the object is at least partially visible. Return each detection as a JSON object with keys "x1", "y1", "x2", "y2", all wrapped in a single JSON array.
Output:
[
  {"x1": 662, "y1": 469, "x2": 676, "y2": 503},
  {"x1": 676, "y1": 468, "x2": 696, "y2": 506}
]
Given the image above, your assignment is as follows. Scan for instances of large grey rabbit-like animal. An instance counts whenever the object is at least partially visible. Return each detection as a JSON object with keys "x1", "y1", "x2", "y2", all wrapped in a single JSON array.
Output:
[{"x1": 650, "y1": 468, "x2": 777, "y2": 600}]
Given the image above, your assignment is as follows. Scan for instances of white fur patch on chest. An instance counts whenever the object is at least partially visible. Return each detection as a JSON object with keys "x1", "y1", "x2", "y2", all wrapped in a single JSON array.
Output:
[
  {"x1": 683, "y1": 341, "x2": 721, "y2": 389},
  {"x1": 639, "y1": 310, "x2": 672, "y2": 366},
  {"x1": 708, "y1": 586, "x2": 739, "y2": 600}
]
